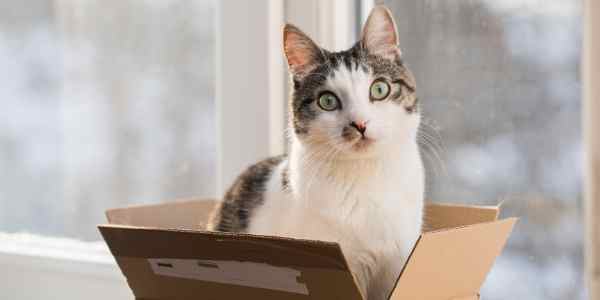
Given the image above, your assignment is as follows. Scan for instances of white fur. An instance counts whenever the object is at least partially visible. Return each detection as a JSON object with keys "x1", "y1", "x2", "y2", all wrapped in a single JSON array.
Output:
[{"x1": 247, "y1": 65, "x2": 424, "y2": 300}]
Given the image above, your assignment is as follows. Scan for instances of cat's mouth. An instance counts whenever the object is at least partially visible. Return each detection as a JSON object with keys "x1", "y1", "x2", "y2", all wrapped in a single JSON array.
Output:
[{"x1": 350, "y1": 136, "x2": 374, "y2": 151}]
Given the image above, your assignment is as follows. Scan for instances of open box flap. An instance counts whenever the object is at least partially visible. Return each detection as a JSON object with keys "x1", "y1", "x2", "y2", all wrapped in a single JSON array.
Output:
[
  {"x1": 98, "y1": 225, "x2": 363, "y2": 300},
  {"x1": 388, "y1": 218, "x2": 517, "y2": 300}
]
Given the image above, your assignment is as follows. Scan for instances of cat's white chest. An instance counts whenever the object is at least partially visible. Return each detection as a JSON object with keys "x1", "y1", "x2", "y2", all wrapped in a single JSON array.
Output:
[
  {"x1": 301, "y1": 164, "x2": 422, "y2": 296},
  {"x1": 247, "y1": 152, "x2": 423, "y2": 300}
]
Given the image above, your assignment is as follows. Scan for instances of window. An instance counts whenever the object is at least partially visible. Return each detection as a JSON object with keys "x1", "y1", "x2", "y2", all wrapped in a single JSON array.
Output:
[
  {"x1": 0, "y1": 1, "x2": 216, "y2": 299},
  {"x1": 1, "y1": 1, "x2": 591, "y2": 299},
  {"x1": 0, "y1": 1, "x2": 216, "y2": 241},
  {"x1": 382, "y1": 1, "x2": 583, "y2": 299}
]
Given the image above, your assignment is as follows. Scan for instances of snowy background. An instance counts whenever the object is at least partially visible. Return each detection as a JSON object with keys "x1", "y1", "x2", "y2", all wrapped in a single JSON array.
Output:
[
  {"x1": 0, "y1": 0, "x2": 583, "y2": 299},
  {"x1": 0, "y1": 0, "x2": 216, "y2": 239}
]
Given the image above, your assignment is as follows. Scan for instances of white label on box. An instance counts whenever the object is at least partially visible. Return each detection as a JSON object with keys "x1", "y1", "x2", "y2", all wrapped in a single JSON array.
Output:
[{"x1": 147, "y1": 258, "x2": 309, "y2": 295}]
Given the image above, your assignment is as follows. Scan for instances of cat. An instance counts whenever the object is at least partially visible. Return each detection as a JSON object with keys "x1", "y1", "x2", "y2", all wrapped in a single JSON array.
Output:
[{"x1": 208, "y1": 5, "x2": 424, "y2": 300}]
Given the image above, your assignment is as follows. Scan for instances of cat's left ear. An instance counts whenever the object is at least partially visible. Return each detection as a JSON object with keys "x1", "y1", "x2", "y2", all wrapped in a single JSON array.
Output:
[
  {"x1": 283, "y1": 24, "x2": 324, "y2": 77},
  {"x1": 361, "y1": 5, "x2": 401, "y2": 59}
]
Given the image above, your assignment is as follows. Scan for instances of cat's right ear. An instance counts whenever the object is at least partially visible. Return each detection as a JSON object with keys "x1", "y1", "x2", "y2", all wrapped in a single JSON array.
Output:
[
  {"x1": 283, "y1": 24, "x2": 323, "y2": 77},
  {"x1": 361, "y1": 5, "x2": 401, "y2": 59}
]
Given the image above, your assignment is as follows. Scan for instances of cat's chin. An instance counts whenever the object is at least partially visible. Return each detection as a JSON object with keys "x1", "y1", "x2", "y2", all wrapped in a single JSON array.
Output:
[{"x1": 335, "y1": 138, "x2": 380, "y2": 160}]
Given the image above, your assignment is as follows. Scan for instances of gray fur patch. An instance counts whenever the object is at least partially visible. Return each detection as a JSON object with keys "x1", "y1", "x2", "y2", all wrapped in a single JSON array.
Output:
[
  {"x1": 281, "y1": 161, "x2": 291, "y2": 193},
  {"x1": 212, "y1": 155, "x2": 286, "y2": 232}
]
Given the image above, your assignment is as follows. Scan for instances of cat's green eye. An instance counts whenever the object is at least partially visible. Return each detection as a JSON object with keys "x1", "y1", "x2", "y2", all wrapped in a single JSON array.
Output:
[
  {"x1": 317, "y1": 92, "x2": 340, "y2": 111},
  {"x1": 370, "y1": 79, "x2": 391, "y2": 101}
]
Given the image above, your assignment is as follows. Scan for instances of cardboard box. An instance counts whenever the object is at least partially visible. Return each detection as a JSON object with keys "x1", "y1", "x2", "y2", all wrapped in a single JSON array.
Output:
[{"x1": 99, "y1": 199, "x2": 516, "y2": 300}]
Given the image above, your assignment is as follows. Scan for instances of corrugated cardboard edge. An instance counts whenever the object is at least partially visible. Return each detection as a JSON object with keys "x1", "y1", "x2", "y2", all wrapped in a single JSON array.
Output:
[{"x1": 423, "y1": 202, "x2": 500, "y2": 232}]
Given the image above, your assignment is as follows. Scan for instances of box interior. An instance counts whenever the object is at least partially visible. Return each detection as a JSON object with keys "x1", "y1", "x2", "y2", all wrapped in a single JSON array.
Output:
[{"x1": 106, "y1": 199, "x2": 501, "y2": 232}]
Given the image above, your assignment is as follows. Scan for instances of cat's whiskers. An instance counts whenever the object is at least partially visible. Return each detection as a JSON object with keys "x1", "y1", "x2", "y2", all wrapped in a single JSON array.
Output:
[{"x1": 417, "y1": 120, "x2": 447, "y2": 178}]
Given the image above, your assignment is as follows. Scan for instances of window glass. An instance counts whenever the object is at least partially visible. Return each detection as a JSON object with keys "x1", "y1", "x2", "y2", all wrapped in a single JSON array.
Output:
[
  {"x1": 0, "y1": 0, "x2": 216, "y2": 241},
  {"x1": 384, "y1": 1, "x2": 582, "y2": 299}
]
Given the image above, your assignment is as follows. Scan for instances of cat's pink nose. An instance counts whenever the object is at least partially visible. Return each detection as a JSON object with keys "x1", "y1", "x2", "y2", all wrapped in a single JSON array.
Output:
[{"x1": 350, "y1": 121, "x2": 367, "y2": 135}]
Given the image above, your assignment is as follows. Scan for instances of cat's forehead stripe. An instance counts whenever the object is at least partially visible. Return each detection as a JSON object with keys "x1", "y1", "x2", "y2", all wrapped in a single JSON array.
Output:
[
  {"x1": 329, "y1": 46, "x2": 367, "y2": 73},
  {"x1": 326, "y1": 63, "x2": 371, "y2": 94}
]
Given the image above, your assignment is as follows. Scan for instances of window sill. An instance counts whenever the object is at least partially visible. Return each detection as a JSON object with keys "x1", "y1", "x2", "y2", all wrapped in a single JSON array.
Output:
[{"x1": 0, "y1": 232, "x2": 131, "y2": 299}]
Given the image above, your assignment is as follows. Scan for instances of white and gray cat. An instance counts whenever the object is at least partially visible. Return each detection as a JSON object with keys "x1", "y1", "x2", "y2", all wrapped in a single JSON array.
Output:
[{"x1": 208, "y1": 5, "x2": 424, "y2": 300}]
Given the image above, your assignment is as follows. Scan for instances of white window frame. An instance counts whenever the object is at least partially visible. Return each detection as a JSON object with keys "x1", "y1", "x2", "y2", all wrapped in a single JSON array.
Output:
[{"x1": 0, "y1": 1, "x2": 359, "y2": 299}]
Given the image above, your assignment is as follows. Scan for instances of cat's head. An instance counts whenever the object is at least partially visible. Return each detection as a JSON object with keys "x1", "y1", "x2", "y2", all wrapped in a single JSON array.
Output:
[{"x1": 284, "y1": 5, "x2": 419, "y2": 159}]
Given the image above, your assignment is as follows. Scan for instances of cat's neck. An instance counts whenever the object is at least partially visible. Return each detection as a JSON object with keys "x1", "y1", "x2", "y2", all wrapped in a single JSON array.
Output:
[
  {"x1": 288, "y1": 135, "x2": 419, "y2": 175},
  {"x1": 287, "y1": 135, "x2": 421, "y2": 194},
  {"x1": 286, "y1": 134, "x2": 424, "y2": 221}
]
